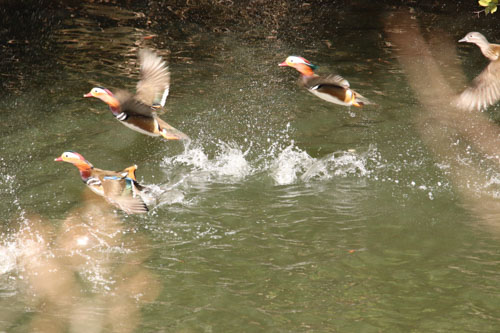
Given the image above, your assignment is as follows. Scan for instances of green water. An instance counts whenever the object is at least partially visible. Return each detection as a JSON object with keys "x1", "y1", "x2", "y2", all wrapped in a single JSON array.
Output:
[{"x1": 1, "y1": 2, "x2": 500, "y2": 332}]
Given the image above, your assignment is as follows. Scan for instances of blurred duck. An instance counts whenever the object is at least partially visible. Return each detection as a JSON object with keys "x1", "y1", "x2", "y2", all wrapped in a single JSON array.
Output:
[
  {"x1": 279, "y1": 56, "x2": 371, "y2": 107},
  {"x1": 55, "y1": 151, "x2": 148, "y2": 214},
  {"x1": 84, "y1": 49, "x2": 189, "y2": 140},
  {"x1": 456, "y1": 32, "x2": 500, "y2": 111}
]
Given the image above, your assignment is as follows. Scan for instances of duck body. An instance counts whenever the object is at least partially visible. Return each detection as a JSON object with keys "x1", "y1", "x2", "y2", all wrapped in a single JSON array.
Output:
[
  {"x1": 279, "y1": 56, "x2": 370, "y2": 107},
  {"x1": 55, "y1": 151, "x2": 148, "y2": 214},
  {"x1": 84, "y1": 49, "x2": 189, "y2": 141},
  {"x1": 300, "y1": 74, "x2": 369, "y2": 107},
  {"x1": 456, "y1": 32, "x2": 500, "y2": 111}
]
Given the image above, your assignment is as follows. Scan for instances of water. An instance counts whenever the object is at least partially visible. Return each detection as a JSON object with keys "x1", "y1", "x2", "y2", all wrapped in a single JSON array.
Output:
[{"x1": 1, "y1": 1, "x2": 500, "y2": 331}]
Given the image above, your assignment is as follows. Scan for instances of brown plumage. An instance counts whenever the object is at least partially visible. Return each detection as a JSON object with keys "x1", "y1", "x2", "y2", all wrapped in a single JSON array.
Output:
[
  {"x1": 84, "y1": 49, "x2": 189, "y2": 141},
  {"x1": 279, "y1": 56, "x2": 371, "y2": 107},
  {"x1": 456, "y1": 32, "x2": 500, "y2": 111},
  {"x1": 300, "y1": 74, "x2": 371, "y2": 107},
  {"x1": 55, "y1": 152, "x2": 148, "y2": 214}
]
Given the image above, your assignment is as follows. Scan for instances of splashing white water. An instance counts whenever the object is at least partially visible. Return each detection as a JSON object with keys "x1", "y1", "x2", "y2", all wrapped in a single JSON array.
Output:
[
  {"x1": 301, "y1": 149, "x2": 373, "y2": 182},
  {"x1": 160, "y1": 138, "x2": 378, "y2": 188},
  {"x1": 162, "y1": 141, "x2": 252, "y2": 182},
  {"x1": 269, "y1": 144, "x2": 314, "y2": 185},
  {"x1": 0, "y1": 242, "x2": 18, "y2": 275},
  {"x1": 269, "y1": 145, "x2": 376, "y2": 185}
]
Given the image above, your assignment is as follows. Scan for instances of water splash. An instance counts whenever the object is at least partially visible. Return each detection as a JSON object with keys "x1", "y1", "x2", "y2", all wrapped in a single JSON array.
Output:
[
  {"x1": 301, "y1": 148, "x2": 374, "y2": 182},
  {"x1": 0, "y1": 160, "x2": 22, "y2": 214},
  {"x1": 269, "y1": 145, "x2": 377, "y2": 185},
  {"x1": 162, "y1": 141, "x2": 252, "y2": 182},
  {"x1": 0, "y1": 241, "x2": 19, "y2": 275},
  {"x1": 269, "y1": 144, "x2": 314, "y2": 185},
  {"x1": 160, "y1": 138, "x2": 378, "y2": 188}
]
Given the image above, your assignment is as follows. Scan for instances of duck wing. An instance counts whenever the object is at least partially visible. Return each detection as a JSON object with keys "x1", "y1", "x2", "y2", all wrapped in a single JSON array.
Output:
[
  {"x1": 302, "y1": 74, "x2": 371, "y2": 106},
  {"x1": 455, "y1": 61, "x2": 500, "y2": 111},
  {"x1": 301, "y1": 75, "x2": 351, "y2": 104},
  {"x1": 302, "y1": 74, "x2": 351, "y2": 90},
  {"x1": 135, "y1": 49, "x2": 170, "y2": 107},
  {"x1": 115, "y1": 90, "x2": 155, "y2": 118},
  {"x1": 101, "y1": 175, "x2": 148, "y2": 214},
  {"x1": 89, "y1": 169, "x2": 147, "y2": 214}
]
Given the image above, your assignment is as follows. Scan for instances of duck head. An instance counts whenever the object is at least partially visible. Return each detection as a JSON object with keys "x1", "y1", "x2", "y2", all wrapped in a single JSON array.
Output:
[
  {"x1": 84, "y1": 87, "x2": 120, "y2": 108},
  {"x1": 279, "y1": 56, "x2": 318, "y2": 76},
  {"x1": 459, "y1": 32, "x2": 488, "y2": 45},
  {"x1": 55, "y1": 151, "x2": 93, "y2": 171}
]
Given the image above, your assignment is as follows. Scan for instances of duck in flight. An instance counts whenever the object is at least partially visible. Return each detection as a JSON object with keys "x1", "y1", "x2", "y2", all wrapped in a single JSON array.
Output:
[
  {"x1": 456, "y1": 32, "x2": 500, "y2": 111},
  {"x1": 279, "y1": 56, "x2": 371, "y2": 107},
  {"x1": 84, "y1": 49, "x2": 189, "y2": 140}
]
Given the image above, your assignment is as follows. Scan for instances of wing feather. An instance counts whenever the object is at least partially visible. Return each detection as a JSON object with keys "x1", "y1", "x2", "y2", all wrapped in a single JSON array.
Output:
[
  {"x1": 92, "y1": 169, "x2": 148, "y2": 214},
  {"x1": 135, "y1": 49, "x2": 170, "y2": 107},
  {"x1": 456, "y1": 61, "x2": 500, "y2": 111},
  {"x1": 115, "y1": 90, "x2": 155, "y2": 118},
  {"x1": 102, "y1": 178, "x2": 148, "y2": 214}
]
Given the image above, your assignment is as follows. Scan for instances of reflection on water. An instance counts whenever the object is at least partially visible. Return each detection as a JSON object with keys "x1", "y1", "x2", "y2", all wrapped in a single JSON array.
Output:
[{"x1": 2, "y1": 1, "x2": 500, "y2": 332}]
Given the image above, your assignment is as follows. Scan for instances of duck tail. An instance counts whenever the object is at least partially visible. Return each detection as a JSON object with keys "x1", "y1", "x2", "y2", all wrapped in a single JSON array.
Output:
[{"x1": 353, "y1": 92, "x2": 372, "y2": 107}]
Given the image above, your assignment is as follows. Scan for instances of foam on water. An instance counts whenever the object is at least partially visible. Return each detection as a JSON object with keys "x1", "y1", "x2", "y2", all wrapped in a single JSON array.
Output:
[
  {"x1": 160, "y1": 138, "x2": 378, "y2": 188},
  {"x1": 0, "y1": 218, "x2": 47, "y2": 277},
  {"x1": 0, "y1": 241, "x2": 19, "y2": 275},
  {"x1": 162, "y1": 141, "x2": 252, "y2": 183},
  {"x1": 269, "y1": 144, "x2": 314, "y2": 185}
]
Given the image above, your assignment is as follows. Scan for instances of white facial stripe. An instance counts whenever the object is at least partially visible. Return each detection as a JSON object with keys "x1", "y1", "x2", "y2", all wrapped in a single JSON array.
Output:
[
  {"x1": 64, "y1": 152, "x2": 81, "y2": 159},
  {"x1": 93, "y1": 87, "x2": 106, "y2": 94},
  {"x1": 288, "y1": 56, "x2": 309, "y2": 65}
]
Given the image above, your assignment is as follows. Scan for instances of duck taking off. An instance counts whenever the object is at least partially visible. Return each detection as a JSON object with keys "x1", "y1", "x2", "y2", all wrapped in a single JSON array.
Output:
[
  {"x1": 279, "y1": 56, "x2": 371, "y2": 107},
  {"x1": 456, "y1": 32, "x2": 500, "y2": 111},
  {"x1": 55, "y1": 151, "x2": 148, "y2": 214},
  {"x1": 84, "y1": 49, "x2": 189, "y2": 140}
]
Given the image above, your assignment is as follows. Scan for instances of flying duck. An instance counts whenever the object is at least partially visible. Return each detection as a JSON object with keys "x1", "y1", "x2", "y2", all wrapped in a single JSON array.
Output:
[
  {"x1": 456, "y1": 32, "x2": 500, "y2": 111},
  {"x1": 279, "y1": 56, "x2": 371, "y2": 107},
  {"x1": 84, "y1": 49, "x2": 189, "y2": 140}
]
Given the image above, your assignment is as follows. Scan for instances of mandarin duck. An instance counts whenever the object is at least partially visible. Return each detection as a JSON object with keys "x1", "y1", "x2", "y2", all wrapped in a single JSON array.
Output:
[
  {"x1": 279, "y1": 56, "x2": 371, "y2": 107},
  {"x1": 456, "y1": 32, "x2": 500, "y2": 111},
  {"x1": 55, "y1": 151, "x2": 148, "y2": 214},
  {"x1": 84, "y1": 49, "x2": 189, "y2": 140}
]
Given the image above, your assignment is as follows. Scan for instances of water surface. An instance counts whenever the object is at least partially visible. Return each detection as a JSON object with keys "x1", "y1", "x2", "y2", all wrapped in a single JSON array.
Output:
[{"x1": 1, "y1": 2, "x2": 500, "y2": 332}]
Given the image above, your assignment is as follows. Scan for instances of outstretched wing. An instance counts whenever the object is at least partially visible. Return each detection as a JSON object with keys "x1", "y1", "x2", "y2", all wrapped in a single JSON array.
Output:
[
  {"x1": 304, "y1": 74, "x2": 350, "y2": 89},
  {"x1": 301, "y1": 74, "x2": 350, "y2": 104},
  {"x1": 114, "y1": 90, "x2": 155, "y2": 118},
  {"x1": 101, "y1": 176, "x2": 148, "y2": 214},
  {"x1": 135, "y1": 49, "x2": 170, "y2": 107},
  {"x1": 455, "y1": 61, "x2": 500, "y2": 111}
]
